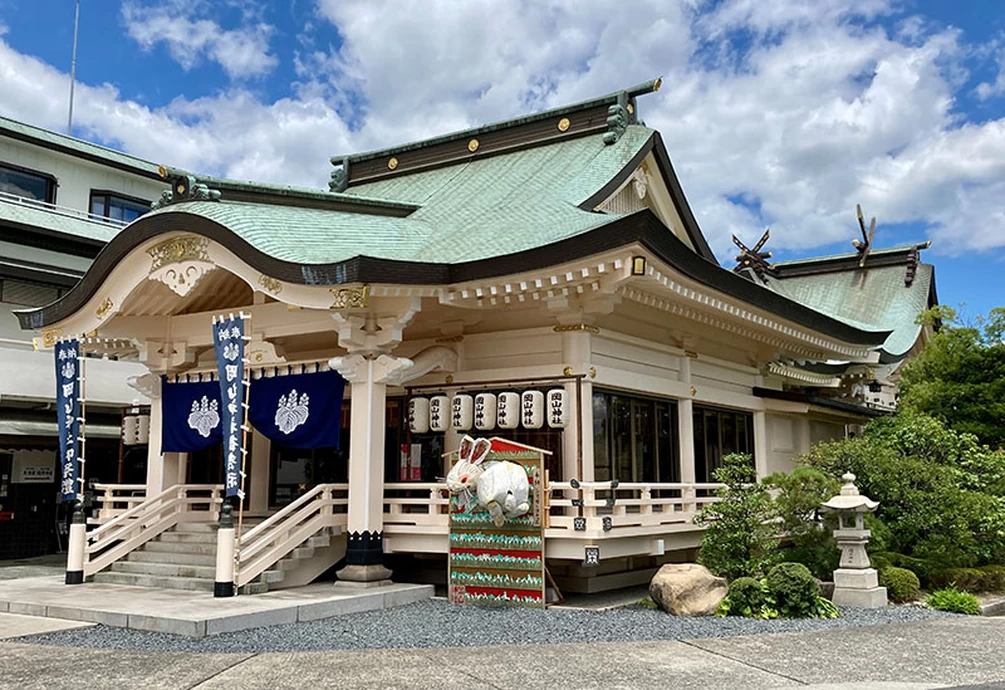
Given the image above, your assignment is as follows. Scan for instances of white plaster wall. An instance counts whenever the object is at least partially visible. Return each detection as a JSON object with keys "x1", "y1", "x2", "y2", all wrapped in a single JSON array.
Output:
[
  {"x1": 592, "y1": 334, "x2": 681, "y2": 382},
  {"x1": 0, "y1": 138, "x2": 167, "y2": 214},
  {"x1": 461, "y1": 329, "x2": 563, "y2": 371},
  {"x1": 765, "y1": 413, "x2": 809, "y2": 476}
]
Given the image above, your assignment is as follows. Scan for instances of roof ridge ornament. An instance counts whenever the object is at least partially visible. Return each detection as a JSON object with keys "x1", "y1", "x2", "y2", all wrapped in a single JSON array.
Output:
[
  {"x1": 732, "y1": 228, "x2": 774, "y2": 283},
  {"x1": 329, "y1": 157, "x2": 350, "y2": 193},
  {"x1": 852, "y1": 203, "x2": 877, "y2": 268},
  {"x1": 603, "y1": 92, "x2": 630, "y2": 145},
  {"x1": 151, "y1": 174, "x2": 222, "y2": 210}
]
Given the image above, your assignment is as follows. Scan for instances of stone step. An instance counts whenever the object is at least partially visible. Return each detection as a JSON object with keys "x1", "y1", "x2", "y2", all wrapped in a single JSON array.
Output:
[
  {"x1": 128, "y1": 551, "x2": 217, "y2": 567},
  {"x1": 172, "y1": 522, "x2": 219, "y2": 533},
  {"x1": 308, "y1": 534, "x2": 330, "y2": 549},
  {"x1": 158, "y1": 532, "x2": 219, "y2": 544},
  {"x1": 142, "y1": 541, "x2": 218, "y2": 555},
  {"x1": 110, "y1": 560, "x2": 285, "y2": 584},
  {"x1": 93, "y1": 571, "x2": 270, "y2": 594}
]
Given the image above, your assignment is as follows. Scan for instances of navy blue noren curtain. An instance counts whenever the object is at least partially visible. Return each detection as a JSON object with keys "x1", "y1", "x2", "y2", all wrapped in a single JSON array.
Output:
[
  {"x1": 161, "y1": 378, "x2": 223, "y2": 452},
  {"x1": 248, "y1": 370, "x2": 345, "y2": 449}
]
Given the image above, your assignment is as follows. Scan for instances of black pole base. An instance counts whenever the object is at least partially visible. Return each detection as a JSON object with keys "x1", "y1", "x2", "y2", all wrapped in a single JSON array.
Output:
[
  {"x1": 214, "y1": 581, "x2": 235, "y2": 598},
  {"x1": 65, "y1": 570, "x2": 84, "y2": 585}
]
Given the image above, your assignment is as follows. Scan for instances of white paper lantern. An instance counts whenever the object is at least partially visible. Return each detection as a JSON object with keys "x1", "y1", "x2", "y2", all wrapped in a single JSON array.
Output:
[
  {"x1": 497, "y1": 391, "x2": 520, "y2": 430},
  {"x1": 547, "y1": 388, "x2": 569, "y2": 429},
  {"x1": 429, "y1": 395, "x2": 449, "y2": 432},
  {"x1": 137, "y1": 413, "x2": 151, "y2": 444},
  {"x1": 521, "y1": 390, "x2": 544, "y2": 429},
  {"x1": 451, "y1": 394, "x2": 474, "y2": 431},
  {"x1": 122, "y1": 414, "x2": 139, "y2": 445},
  {"x1": 408, "y1": 397, "x2": 430, "y2": 434},
  {"x1": 474, "y1": 393, "x2": 497, "y2": 431}
]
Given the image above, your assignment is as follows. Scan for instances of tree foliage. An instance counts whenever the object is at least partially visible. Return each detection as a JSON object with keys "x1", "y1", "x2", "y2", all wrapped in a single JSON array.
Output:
[
  {"x1": 899, "y1": 306, "x2": 1005, "y2": 449},
  {"x1": 695, "y1": 453, "x2": 779, "y2": 581},
  {"x1": 801, "y1": 412, "x2": 1005, "y2": 570}
]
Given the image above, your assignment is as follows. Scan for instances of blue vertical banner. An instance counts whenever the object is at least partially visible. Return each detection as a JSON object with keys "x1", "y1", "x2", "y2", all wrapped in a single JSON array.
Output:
[
  {"x1": 54, "y1": 339, "x2": 81, "y2": 501},
  {"x1": 213, "y1": 315, "x2": 248, "y2": 499}
]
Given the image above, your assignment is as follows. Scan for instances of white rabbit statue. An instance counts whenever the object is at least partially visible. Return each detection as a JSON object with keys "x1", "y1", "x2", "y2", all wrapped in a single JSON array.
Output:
[{"x1": 446, "y1": 435, "x2": 531, "y2": 527}]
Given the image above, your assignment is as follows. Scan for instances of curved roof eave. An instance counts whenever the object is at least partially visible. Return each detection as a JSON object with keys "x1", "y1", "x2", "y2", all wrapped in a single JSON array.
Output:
[{"x1": 15, "y1": 208, "x2": 890, "y2": 348}]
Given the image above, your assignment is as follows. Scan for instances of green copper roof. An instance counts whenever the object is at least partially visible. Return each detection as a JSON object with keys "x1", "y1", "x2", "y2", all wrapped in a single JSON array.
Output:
[
  {"x1": 763, "y1": 262, "x2": 934, "y2": 360},
  {"x1": 0, "y1": 115, "x2": 163, "y2": 179},
  {"x1": 154, "y1": 124, "x2": 655, "y2": 265}
]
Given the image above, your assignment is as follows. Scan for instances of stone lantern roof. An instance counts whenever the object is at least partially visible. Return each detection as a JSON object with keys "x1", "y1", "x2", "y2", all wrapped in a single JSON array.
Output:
[{"x1": 820, "y1": 473, "x2": 879, "y2": 513}]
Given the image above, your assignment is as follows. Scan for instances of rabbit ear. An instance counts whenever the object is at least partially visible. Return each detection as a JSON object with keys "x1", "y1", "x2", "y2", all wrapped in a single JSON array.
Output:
[
  {"x1": 459, "y1": 435, "x2": 475, "y2": 462},
  {"x1": 471, "y1": 438, "x2": 492, "y2": 465}
]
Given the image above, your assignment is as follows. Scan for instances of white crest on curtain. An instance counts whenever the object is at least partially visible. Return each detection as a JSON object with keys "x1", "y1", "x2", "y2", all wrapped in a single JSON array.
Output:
[
  {"x1": 276, "y1": 390, "x2": 310, "y2": 434},
  {"x1": 188, "y1": 396, "x2": 220, "y2": 438}
]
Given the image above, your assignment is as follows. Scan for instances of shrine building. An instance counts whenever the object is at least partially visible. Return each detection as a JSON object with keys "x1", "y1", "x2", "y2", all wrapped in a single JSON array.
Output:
[{"x1": 16, "y1": 79, "x2": 936, "y2": 595}]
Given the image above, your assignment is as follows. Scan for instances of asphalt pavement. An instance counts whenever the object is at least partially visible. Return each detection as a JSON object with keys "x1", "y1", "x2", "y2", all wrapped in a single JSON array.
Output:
[{"x1": 2, "y1": 612, "x2": 1005, "y2": 689}]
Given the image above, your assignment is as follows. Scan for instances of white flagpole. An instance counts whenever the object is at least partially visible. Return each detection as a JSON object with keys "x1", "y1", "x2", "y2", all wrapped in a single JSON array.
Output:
[{"x1": 67, "y1": 0, "x2": 80, "y2": 135}]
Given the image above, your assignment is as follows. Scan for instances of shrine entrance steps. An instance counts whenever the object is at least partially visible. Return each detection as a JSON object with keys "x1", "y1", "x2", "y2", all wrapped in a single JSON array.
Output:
[{"x1": 91, "y1": 521, "x2": 341, "y2": 594}]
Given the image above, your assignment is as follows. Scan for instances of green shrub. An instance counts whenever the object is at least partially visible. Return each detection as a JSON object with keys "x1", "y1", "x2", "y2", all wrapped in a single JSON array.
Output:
[
  {"x1": 878, "y1": 567, "x2": 920, "y2": 603},
  {"x1": 695, "y1": 454, "x2": 779, "y2": 581},
  {"x1": 927, "y1": 588, "x2": 981, "y2": 615},
  {"x1": 871, "y1": 553, "x2": 893, "y2": 571},
  {"x1": 978, "y1": 565, "x2": 1005, "y2": 592},
  {"x1": 719, "y1": 577, "x2": 774, "y2": 618},
  {"x1": 930, "y1": 567, "x2": 986, "y2": 593},
  {"x1": 766, "y1": 562, "x2": 820, "y2": 618}
]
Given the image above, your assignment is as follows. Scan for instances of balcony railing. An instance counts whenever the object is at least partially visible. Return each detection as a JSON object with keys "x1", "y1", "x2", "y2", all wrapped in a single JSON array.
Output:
[{"x1": 0, "y1": 189, "x2": 130, "y2": 227}]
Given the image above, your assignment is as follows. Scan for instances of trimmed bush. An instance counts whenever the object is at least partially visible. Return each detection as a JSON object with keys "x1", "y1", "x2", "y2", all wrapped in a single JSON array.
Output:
[
  {"x1": 930, "y1": 567, "x2": 986, "y2": 593},
  {"x1": 928, "y1": 587, "x2": 981, "y2": 615},
  {"x1": 870, "y1": 553, "x2": 893, "y2": 571},
  {"x1": 979, "y1": 565, "x2": 1005, "y2": 593},
  {"x1": 873, "y1": 552, "x2": 938, "y2": 588},
  {"x1": 878, "y1": 567, "x2": 920, "y2": 603},
  {"x1": 720, "y1": 577, "x2": 772, "y2": 618},
  {"x1": 767, "y1": 562, "x2": 820, "y2": 618}
]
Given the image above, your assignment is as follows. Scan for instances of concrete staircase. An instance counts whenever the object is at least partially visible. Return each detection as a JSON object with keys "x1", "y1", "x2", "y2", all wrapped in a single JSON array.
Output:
[{"x1": 92, "y1": 522, "x2": 345, "y2": 594}]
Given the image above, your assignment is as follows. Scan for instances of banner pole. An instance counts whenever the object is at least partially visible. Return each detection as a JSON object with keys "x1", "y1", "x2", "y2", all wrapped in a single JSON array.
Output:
[
  {"x1": 233, "y1": 313, "x2": 252, "y2": 593},
  {"x1": 77, "y1": 339, "x2": 88, "y2": 503}
]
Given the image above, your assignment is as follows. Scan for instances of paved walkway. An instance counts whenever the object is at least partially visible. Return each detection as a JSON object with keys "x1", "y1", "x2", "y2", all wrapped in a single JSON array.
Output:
[
  {"x1": 2, "y1": 614, "x2": 1005, "y2": 689},
  {"x1": 0, "y1": 575, "x2": 433, "y2": 637}
]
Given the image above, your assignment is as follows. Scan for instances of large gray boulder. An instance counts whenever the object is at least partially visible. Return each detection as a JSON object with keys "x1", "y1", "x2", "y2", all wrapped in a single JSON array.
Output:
[{"x1": 649, "y1": 563, "x2": 727, "y2": 616}]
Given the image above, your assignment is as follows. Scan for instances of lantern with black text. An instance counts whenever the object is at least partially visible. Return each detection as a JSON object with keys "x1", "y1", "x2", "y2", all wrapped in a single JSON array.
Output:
[
  {"x1": 474, "y1": 393, "x2": 497, "y2": 431},
  {"x1": 409, "y1": 397, "x2": 430, "y2": 434},
  {"x1": 497, "y1": 392, "x2": 520, "y2": 430},
  {"x1": 521, "y1": 390, "x2": 544, "y2": 429},
  {"x1": 429, "y1": 395, "x2": 449, "y2": 432},
  {"x1": 451, "y1": 394, "x2": 474, "y2": 431},
  {"x1": 547, "y1": 388, "x2": 568, "y2": 428}
]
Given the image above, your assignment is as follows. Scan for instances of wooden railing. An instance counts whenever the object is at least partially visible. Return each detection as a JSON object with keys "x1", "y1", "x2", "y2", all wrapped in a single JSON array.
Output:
[
  {"x1": 235, "y1": 483, "x2": 348, "y2": 588},
  {"x1": 93, "y1": 483, "x2": 147, "y2": 521},
  {"x1": 383, "y1": 483, "x2": 451, "y2": 532},
  {"x1": 84, "y1": 484, "x2": 223, "y2": 576},
  {"x1": 546, "y1": 482, "x2": 725, "y2": 535},
  {"x1": 379, "y1": 481, "x2": 725, "y2": 539}
]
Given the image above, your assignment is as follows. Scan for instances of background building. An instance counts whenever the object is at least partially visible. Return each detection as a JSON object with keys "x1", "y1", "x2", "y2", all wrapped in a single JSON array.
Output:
[{"x1": 0, "y1": 117, "x2": 167, "y2": 558}]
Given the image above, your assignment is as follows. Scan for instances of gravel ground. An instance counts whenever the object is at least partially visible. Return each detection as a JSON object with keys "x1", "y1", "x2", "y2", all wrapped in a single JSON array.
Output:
[{"x1": 10, "y1": 599, "x2": 953, "y2": 653}]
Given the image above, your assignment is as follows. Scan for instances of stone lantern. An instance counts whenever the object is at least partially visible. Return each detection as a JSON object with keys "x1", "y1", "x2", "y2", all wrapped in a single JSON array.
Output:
[{"x1": 820, "y1": 472, "x2": 887, "y2": 608}]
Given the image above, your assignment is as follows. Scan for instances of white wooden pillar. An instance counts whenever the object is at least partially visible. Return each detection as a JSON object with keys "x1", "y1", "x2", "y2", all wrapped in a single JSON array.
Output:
[
  {"x1": 560, "y1": 328, "x2": 594, "y2": 482},
  {"x1": 331, "y1": 353, "x2": 413, "y2": 585},
  {"x1": 677, "y1": 357, "x2": 696, "y2": 485},
  {"x1": 753, "y1": 411, "x2": 768, "y2": 479}
]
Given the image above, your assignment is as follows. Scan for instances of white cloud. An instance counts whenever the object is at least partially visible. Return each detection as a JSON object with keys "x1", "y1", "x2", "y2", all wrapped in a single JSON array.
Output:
[
  {"x1": 0, "y1": 0, "x2": 1003, "y2": 259},
  {"x1": 121, "y1": 1, "x2": 277, "y2": 79}
]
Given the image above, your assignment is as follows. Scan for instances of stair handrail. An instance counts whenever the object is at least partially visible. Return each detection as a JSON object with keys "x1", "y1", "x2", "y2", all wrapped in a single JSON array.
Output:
[
  {"x1": 83, "y1": 484, "x2": 223, "y2": 577},
  {"x1": 87, "y1": 484, "x2": 181, "y2": 542},
  {"x1": 240, "y1": 484, "x2": 326, "y2": 543},
  {"x1": 235, "y1": 483, "x2": 345, "y2": 588}
]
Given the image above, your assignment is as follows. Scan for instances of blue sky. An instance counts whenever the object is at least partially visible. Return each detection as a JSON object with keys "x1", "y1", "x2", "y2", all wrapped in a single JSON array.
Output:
[{"x1": 0, "y1": 0, "x2": 1002, "y2": 318}]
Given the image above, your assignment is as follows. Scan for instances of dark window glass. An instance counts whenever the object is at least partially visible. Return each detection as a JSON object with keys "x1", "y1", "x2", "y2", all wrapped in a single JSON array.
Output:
[
  {"x1": 89, "y1": 191, "x2": 149, "y2": 223},
  {"x1": 0, "y1": 164, "x2": 55, "y2": 203},
  {"x1": 694, "y1": 405, "x2": 754, "y2": 482},
  {"x1": 592, "y1": 390, "x2": 679, "y2": 483}
]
